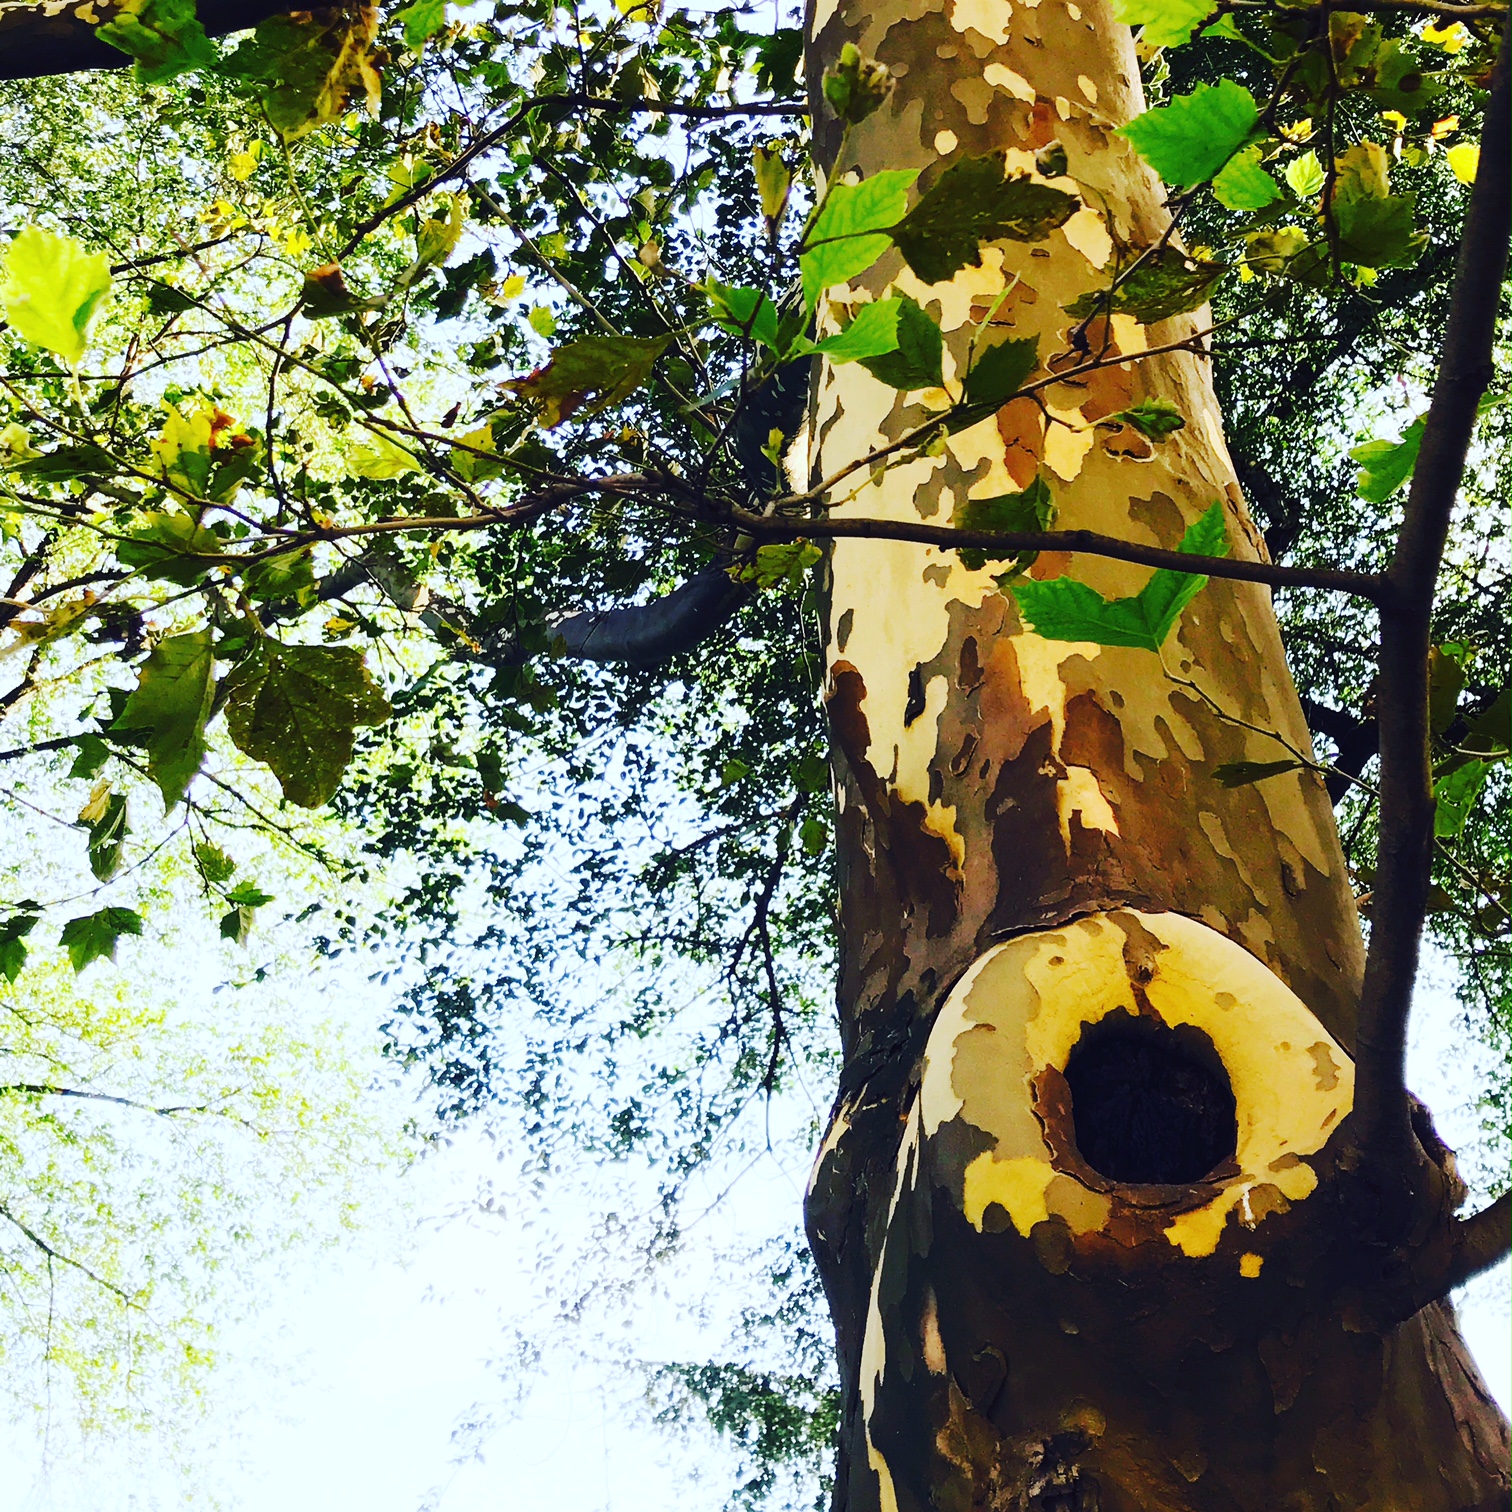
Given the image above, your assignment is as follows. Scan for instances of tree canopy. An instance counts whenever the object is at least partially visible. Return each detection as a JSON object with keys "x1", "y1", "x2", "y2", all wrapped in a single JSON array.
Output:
[{"x1": 0, "y1": 0, "x2": 1505, "y2": 1492}]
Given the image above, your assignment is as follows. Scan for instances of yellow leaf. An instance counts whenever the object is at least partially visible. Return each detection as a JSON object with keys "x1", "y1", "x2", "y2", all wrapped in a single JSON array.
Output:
[
  {"x1": 280, "y1": 225, "x2": 314, "y2": 260},
  {"x1": 1431, "y1": 115, "x2": 1460, "y2": 140},
  {"x1": 78, "y1": 779, "x2": 113, "y2": 825},
  {"x1": 498, "y1": 273, "x2": 526, "y2": 300},
  {"x1": 0, "y1": 421, "x2": 40, "y2": 461},
  {"x1": 1421, "y1": 19, "x2": 1468, "y2": 51},
  {"x1": 349, "y1": 431, "x2": 421, "y2": 479},
  {"x1": 1446, "y1": 143, "x2": 1479, "y2": 184}
]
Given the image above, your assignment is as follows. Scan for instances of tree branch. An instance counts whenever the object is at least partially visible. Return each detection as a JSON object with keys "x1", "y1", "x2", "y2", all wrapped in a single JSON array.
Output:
[
  {"x1": 1350, "y1": 20, "x2": 1510, "y2": 1199},
  {"x1": 476, "y1": 564, "x2": 753, "y2": 668},
  {"x1": 732, "y1": 509, "x2": 1386, "y2": 600}
]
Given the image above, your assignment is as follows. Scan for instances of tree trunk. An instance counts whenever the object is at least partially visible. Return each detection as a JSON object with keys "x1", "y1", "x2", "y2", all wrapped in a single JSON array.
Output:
[{"x1": 798, "y1": 2, "x2": 1511, "y2": 1507}]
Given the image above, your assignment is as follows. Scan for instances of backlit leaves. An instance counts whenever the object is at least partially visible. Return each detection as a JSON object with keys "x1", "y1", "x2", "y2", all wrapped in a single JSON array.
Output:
[
  {"x1": 811, "y1": 296, "x2": 944, "y2": 391},
  {"x1": 1350, "y1": 415, "x2": 1424, "y2": 502},
  {"x1": 59, "y1": 907, "x2": 143, "y2": 973},
  {"x1": 507, "y1": 334, "x2": 672, "y2": 427},
  {"x1": 2, "y1": 225, "x2": 112, "y2": 365},
  {"x1": 1066, "y1": 248, "x2": 1227, "y2": 325},
  {"x1": 1211, "y1": 146, "x2": 1283, "y2": 211},
  {"x1": 1112, "y1": 0, "x2": 1216, "y2": 49},
  {"x1": 799, "y1": 169, "x2": 916, "y2": 310},
  {"x1": 95, "y1": 0, "x2": 215, "y2": 84},
  {"x1": 1120, "y1": 80, "x2": 1259, "y2": 189},
  {"x1": 219, "y1": 6, "x2": 381, "y2": 140},
  {"x1": 222, "y1": 639, "x2": 391, "y2": 808},
  {"x1": 110, "y1": 628, "x2": 216, "y2": 810}
]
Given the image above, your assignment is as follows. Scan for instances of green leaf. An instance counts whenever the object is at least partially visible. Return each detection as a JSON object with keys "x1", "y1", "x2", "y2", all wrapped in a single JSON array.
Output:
[
  {"x1": 739, "y1": 540, "x2": 822, "y2": 590},
  {"x1": 14, "y1": 444, "x2": 117, "y2": 482},
  {"x1": 225, "y1": 880, "x2": 275, "y2": 907},
  {"x1": 394, "y1": 0, "x2": 447, "y2": 46},
  {"x1": 752, "y1": 146, "x2": 792, "y2": 226},
  {"x1": 1434, "y1": 759, "x2": 1488, "y2": 838},
  {"x1": 217, "y1": 8, "x2": 380, "y2": 142},
  {"x1": 349, "y1": 432, "x2": 422, "y2": 480},
  {"x1": 800, "y1": 815, "x2": 828, "y2": 857},
  {"x1": 890, "y1": 153, "x2": 1078, "y2": 285},
  {"x1": 799, "y1": 169, "x2": 917, "y2": 311},
  {"x1": 1066, "y1": 247, "x2": 1227, "y2": 325},
  {"x1": 1112, "y1": 0, "x2": 1216, "y2": 48},
  {"x1": 861, "y1": 297, "x2": 944, "y2": 391},
  {"x1": 95, "y1": 0, "x2": 215, "y2": 84},
  {"x1": 962, "y1": 337, "x2": 1038, "y2": 409},
  {"x1": 1, "y1": 226, "x2": 112, "y2": 366},
  {"x1": 1334, "y1": 193, "x2": 1425, "y2": 269},
  {"x1": 222, "y1": 639, "x2": 391, "y2": 808},
  {"x1": 1211, "y1": 145, "x2": 1283, "y2": 211},
  {"x1": 83, "y1": 791, "x2": 130, "y2": 881},
  {"x1": 300, "y1": 262, "x2": 385, "y2": 319},
  {"x1": 193, "y1": 840, "x2": 238, "y2": 884},
  {"x1": 792, "y1": 753, "x2": 830, "y2": 794},
  {"x1": 1112, "y1": 397, "x2": 1186, "y2": 439},
  {"x1": 59, "y1": 907, "x2": 143, "y2": 973},
  {"x1": 67, "y1": 734, "x2": 110, "y2": 780},
  {"x1": 1462, "y1": 688, "x2": 1510, "y2": 757},
  {"x1": 0, "y1": 912, "x2": 37, "y2": 983},
  {"x1": 810, "y1": 296, "x2": 948, "y2": 390},
  {"x1": 1010, "y1": 500, "x2": 1229, "y2": 651},
  {"x1": 1213, "y1": 759, "x2": 1307, "y2": 787},
  {"x1": 1427, "y1": 644, "x2": 1468, "y2": 737},
  {"x1": 1350, "y1": 415, "x2": 1424, "y2": 502},
  {"x1": 219, "y1": 906, "x2": 255, "y2": 946},
  {"x1": 707, "y1": 282, "x2": 780, "y2": 350},
  {"x1": 110, "y1": 628, "x2": 215, "y2": 810},
  {"x1": 956, "y1": 473, "x2": 1056, "y2": 573},
  {"x1": 1119, "y1": 80, "x2": 1259, "y2": 190},
  {"x1": 243, "y1": 546, "x2": 316, "y2": 602},
  {"x1": 507, "y1": 334, "x2": 671, "y2": 427},
  {"x1": 116, "y1": 510, "x2": 222, "y2": 585}
]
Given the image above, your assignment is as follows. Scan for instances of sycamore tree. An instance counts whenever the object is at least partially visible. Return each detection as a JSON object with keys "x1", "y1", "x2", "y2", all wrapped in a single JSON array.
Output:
[{"x1": 0, "y1": 0, "x2": 1507, "y2": 1503}]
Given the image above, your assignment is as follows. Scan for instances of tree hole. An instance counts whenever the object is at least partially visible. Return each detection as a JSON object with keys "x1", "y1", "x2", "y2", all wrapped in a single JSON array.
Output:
[{"x1": 1063, "y1": 1011, "x2": 1237, "y2": 1185}]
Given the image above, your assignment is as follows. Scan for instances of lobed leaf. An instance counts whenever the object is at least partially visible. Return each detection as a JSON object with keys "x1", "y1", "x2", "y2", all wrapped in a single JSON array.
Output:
[
  {"x1": 59, "y1": 907, "x2": 143, "y2": 974},
  {"x1": 1120, "y1": 80, "x2": 1259, "y2": 190},
  {"x1": 890, "y1": 153, "x2": 1078, "y2": 285},
  {"x1": 1112, "y1": 0, "x2": 1216, "y2": 49},
  {"x1": 111, "y1": 628, "x2": 216, "y2": 810},
  {"x1": 95, "y1": 0, "x2": 215, "y2": 84},
  {"x1": 222, "y1": 638, "x2": 391, "y2": 808},
  {"x1": 1011, "y1": 500, "x2": 1230, "y2": 651},
  {"x1": 1, "y1": 225, "x2": 112, "y2": 366},
  {"x1": 507, "y1": 333, "x2": 671, "y2": 427},
  {"x1": 799, "y1": 170, "x2": 917, "y2": 310}
]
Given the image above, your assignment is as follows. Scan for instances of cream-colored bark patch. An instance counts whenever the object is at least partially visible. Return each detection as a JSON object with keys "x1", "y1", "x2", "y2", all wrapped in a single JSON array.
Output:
[
  {"x1": 1057, "y1": 765, "x2": 1119, "y2": 850},
  {"x1": 950, "y1": 0, "x2": 1012, "y2": 44},
  {"x1": 1061, "y1": 207, "x2": 1114, "y2": 269},
  {"x1": 920, "y1": 911, "x2": 1354, "y2": 1257},
  {"x1": 983, "y1": 61, "x2": 1037, "y2": 101}
]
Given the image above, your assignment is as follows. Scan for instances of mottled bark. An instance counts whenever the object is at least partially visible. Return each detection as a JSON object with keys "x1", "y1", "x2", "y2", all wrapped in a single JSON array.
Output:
[{"x1": 798, "y1": 2, "x2": 1510, "y2": 1508}]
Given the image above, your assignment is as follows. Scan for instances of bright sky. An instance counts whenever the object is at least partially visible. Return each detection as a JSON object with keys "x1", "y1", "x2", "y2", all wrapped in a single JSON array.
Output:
[{"x1": 0, "y1": 953, "x2": 1505, "y2": 1510}]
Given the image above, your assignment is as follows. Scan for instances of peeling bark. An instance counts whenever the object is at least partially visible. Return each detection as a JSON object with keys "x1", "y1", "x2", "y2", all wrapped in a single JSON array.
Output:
[{"x1": 799, "y1": 2, "x2": 1510, "y2": 1507}]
